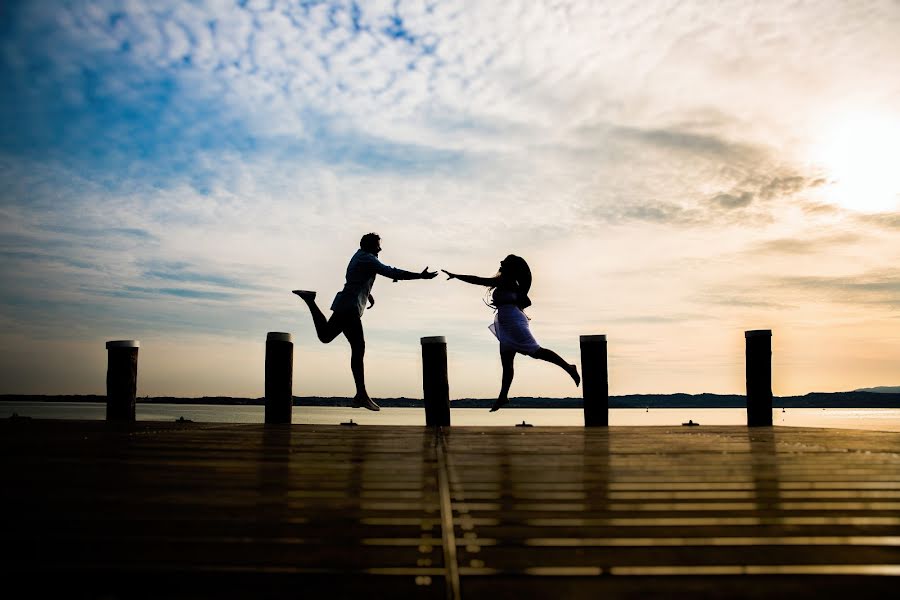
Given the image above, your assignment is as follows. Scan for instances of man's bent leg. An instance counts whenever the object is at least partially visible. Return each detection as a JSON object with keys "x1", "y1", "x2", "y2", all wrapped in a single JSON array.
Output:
[{"x1": 299, "y1": 297, "x2": 344, "y2": 343}]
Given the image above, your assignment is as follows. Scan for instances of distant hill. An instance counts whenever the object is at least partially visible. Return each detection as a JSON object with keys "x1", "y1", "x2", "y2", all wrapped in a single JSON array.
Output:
[
  {"x1": 855, "y1": 386, "x2": 900, "y2": 394},
  {"x1": 3, "y1": 391, "x2": 900, "y2": 408}
]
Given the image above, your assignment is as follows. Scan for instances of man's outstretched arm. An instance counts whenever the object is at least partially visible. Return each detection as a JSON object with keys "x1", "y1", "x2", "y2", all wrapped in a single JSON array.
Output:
[{"x1": 369, "y1": 255, "x2": 437, "y2": 281}]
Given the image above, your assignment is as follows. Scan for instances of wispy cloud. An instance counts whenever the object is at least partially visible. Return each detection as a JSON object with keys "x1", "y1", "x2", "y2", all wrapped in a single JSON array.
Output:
[
  {"x1": 776, "y1": 271, "x2": 900, "y2": 309},
  {"x1": 116, "y1": 286, "x2": 237, "y2": 301},
  {"x1": 753, "y1": 233, "x2": 861, "y2": 255},
  {"x1": 141, "y1": 261, "x2": 255, "y2": 290},
  {"x1": 859, "y1": 212, "x2": 900, "y2": 230}
]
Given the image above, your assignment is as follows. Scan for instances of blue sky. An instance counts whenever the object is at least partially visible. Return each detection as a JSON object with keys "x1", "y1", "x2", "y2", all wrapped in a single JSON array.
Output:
[{"x1": 1, "y1": 0, "x2": 899, "y2": 398}]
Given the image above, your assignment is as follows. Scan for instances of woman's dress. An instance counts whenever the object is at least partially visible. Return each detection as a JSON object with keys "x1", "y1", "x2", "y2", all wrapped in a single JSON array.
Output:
[{"x1": 488, "y1": 289, "x2": 540, "y2": 355}]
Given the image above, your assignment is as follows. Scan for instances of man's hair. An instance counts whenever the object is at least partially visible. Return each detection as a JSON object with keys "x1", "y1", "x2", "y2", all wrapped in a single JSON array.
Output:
[{"x1": 360, "y1": 232, "x2": 381, "y2": 252}]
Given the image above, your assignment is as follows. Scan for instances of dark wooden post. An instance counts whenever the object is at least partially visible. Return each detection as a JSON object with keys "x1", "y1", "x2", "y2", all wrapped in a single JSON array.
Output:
[
  {"x1": 106, "y1": 340, "x2": 139, "y2": 421},
  {"x1": 265, "y1": 332, "x2": 293, "y2": 424},
  {"x1": 421, "y1": 336, "x2": 450, "y2": 426},
  {"x1": 580, "y1": 335, "x2": 608, "y2": 427},
  {"x1": 745, "y1": 329, "x2": 773, "y2": 427}
]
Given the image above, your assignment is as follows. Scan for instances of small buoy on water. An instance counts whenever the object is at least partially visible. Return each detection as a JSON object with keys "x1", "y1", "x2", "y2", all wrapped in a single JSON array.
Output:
[
  {"x1": 516, "y1": 420, "x2": 533, "y2": 428},
  {"x1": 341, "y1": 419, "x2": 358, "y2": 427},
  {"x1": 682, "y1": 419, "x2": 699, "y2": 427}
]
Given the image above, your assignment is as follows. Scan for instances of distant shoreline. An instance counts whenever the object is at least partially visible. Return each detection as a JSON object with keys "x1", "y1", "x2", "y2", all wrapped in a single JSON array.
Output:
[{"x1": 3, "y1": 392, "x2": 900, "y2": 409}]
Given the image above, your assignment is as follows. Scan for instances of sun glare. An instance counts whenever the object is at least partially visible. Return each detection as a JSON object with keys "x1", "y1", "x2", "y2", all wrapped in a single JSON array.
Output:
[{"x1": 812, "y1": 114, "x2": 900, "y2": 212}]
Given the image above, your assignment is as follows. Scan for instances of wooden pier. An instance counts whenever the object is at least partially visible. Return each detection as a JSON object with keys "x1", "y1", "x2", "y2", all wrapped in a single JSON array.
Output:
[{"x1": 3, "y1": 420, "x2": 899, "y2": 598}]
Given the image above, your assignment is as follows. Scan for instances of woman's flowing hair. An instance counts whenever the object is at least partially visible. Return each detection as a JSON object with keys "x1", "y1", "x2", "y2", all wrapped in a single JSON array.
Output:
[{"x1": 487, "y1": 254, "x2": 532, "y2": 310}]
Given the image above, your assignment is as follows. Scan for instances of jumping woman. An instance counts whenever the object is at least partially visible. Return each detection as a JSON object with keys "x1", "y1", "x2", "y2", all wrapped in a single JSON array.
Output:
[{"x1": 442, "y1": 255, "x2": 580, "y2": 411}]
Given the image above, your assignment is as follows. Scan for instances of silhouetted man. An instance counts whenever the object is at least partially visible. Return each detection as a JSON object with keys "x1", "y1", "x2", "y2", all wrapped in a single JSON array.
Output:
[{"x1": 293, "y1": 233, "x2": 437, "y2": 411}]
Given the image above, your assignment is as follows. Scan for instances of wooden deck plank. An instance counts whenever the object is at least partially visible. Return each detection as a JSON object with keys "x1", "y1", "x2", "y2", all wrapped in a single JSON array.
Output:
[{"x1": 2, "y1": 420, "x2": 899, "y2": 598}]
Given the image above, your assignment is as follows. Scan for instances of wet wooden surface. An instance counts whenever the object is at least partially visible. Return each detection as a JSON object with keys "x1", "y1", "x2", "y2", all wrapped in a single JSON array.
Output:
[{"x1": 2, "y1": 420, "x2": 899, "y2": 598}]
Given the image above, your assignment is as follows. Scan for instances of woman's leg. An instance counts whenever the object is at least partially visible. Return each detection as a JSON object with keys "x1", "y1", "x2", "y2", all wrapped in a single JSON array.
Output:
[
  {"x1": 531, "y1": 348, "x2": 580, "y2": 386},
  {"x1": 491, "y1": 349, "x2": 517, "y2": 411}
]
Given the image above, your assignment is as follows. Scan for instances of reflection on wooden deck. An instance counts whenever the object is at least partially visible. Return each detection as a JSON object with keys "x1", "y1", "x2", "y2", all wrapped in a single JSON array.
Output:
[{"x1": 3, "y1": 421, "x2": 899, "y2": 598}]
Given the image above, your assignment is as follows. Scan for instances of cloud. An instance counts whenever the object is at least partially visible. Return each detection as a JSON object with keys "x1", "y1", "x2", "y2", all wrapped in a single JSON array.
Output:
[
  {"x1": 0, "y1": 0, "x2": 880, "y2": 222},
  {"x1": 706, "y1": 176, "x2": 822, "y2": 211},
  {"x1": 711, "y1": 174, "x2": 829, "y2": 210},
  {"x1": 700, "y1": 268, "x2": 900, "y2": 313},
  {"x1": 777, "y1": 271, "x2": 900, "y2": 309},
  {"x1": 562, "y1": 116, "x2": 830, "y2": 228},
  {"x1": 140, "y1": 261, "x2": 256, "y2": 290},
  {"x1": 116, "y1": 286, "x2": 237, "y2": 301},
  {"x1": 1, "y1": 1, "x2": 473, "y2": 185},
  {"x1": 696, "y1": 295, "x2": 790, "y2": 310},
  {"x1": 801, "y1": 201, "x2": 842, "y2": 216},
  {"x1": 759, "y1": 176, "x2": 822, "y2": 199},
  {"x1": 858, "y1": 212, "x2": 900, "y2": 230},
  {"x1": 710, "y1": 191, "x2": 754, "y2": 209},
  {"x1": 753, "y1": 233, "x2": 861, "y2": 255},
  {"x1": 594, "y1": 201, "x2": 703, "y2": 226},
  {"x1": 605, "y1": 313, "x2": 709, "y2": 325},
  {"x1": 609, "y1": 124, "x2": 760, "y2": 161}
]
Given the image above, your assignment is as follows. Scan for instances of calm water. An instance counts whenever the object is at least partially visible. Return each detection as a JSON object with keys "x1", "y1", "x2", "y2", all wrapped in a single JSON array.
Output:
[{"x1": 3, "y1": 402, "x2": 900, "y2": 432}]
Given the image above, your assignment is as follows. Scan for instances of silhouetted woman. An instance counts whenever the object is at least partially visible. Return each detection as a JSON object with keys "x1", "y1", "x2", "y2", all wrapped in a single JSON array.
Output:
[{"x1": 442, "y1": 255, "x2": 580, "y2": 411}]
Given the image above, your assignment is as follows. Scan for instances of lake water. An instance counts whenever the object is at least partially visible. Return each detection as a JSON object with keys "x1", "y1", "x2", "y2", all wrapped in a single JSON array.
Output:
[{"x1": 3, "y1": 402, "x2": 900, "y2": 432}]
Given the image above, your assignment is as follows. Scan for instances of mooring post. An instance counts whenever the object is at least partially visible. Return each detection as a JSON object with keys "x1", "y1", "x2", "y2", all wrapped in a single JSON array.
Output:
[
  {"x1": 580, "y1": 335, "x2": 608, "y2": 427},
  {"x1": 106, "y1": 340, "x2": 139, "y2": 421},
  {"x1": 745, "y1": 329, "x2": 773, "y2": 426},
  {"x1": 265, "y1": 332, "x2": 293, "y2": 424},
  {"x1": 421, "y1": 336, "x2": 450, "y2": 426}
]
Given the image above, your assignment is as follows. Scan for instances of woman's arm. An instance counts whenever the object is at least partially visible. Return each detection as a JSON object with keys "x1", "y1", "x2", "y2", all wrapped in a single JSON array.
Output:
[{"x1": 442, "y1": 270, "x2": 499, "y2": 287}]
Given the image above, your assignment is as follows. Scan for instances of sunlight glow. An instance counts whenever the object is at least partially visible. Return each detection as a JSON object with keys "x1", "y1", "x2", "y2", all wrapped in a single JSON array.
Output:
[{"x1": 812, "y1": 114, "x2": 900, "y2": 212}]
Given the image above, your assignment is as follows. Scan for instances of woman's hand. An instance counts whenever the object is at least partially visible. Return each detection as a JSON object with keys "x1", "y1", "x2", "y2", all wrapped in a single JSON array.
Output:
[{"x1": 441, "y1": 269, "x2": 456, "y2": 280}]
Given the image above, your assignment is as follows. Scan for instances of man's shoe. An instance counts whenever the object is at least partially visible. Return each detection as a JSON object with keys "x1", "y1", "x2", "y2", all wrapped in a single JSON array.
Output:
[
  {"x1": 292, "y1": 290, "x2": 316, "y2": 300},
  {"x1": 352, "y1": 396, "x2": 381, "y2": 411},
  {"x1": 489, "y1": 397, "x2": 509, "y2": 412}
]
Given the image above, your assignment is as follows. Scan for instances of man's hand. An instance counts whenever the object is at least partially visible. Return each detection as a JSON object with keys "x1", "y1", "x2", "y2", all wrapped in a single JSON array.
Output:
[
  {"x1": 441, "y1": 269, "x2": 456, "y2": 280},
  {"x1": 367, "y1": 294, "x2": 375, "y2": 309},
  {"x1": 420, "y1": 267, "x2": 438, "y2": 279}
]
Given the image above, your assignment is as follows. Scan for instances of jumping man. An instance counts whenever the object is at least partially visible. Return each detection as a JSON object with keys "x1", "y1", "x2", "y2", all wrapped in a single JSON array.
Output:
[{"x1": 293, "y1": 233, "x2": 437, "y2": 411}]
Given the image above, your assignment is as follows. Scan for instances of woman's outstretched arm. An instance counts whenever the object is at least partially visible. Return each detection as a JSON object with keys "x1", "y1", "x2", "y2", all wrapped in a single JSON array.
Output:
[{"x1": 442, "y1": 270, "x2": 499, "y2": 287}]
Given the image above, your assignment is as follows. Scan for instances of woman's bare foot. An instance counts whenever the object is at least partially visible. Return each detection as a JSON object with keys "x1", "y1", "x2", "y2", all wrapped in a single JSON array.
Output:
[
  {"x1": 292, "y1": 290, "x2": 316, "y2": 301},
  {"x1": 567, "y1": 364, "x2": 581, "y2": 387},
  {"x1": 490, "y1": 396, "x2": 509, "y2": 412}
]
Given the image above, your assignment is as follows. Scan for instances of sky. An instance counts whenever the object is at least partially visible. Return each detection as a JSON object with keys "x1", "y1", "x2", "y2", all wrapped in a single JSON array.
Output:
[{"x1": 1, "y1": 0, "x2": 898, "y2": 399}]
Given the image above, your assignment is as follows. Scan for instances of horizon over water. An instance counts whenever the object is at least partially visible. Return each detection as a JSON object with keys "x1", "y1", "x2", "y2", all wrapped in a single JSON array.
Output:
[{"x1": 3, "y1": 402, "x2": 900, "y2": 432}]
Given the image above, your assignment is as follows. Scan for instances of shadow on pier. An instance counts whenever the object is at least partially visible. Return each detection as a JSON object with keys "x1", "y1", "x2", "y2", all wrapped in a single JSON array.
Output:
[{"x1": 3, "y1": 420, "x2": 900, "y2": 598}]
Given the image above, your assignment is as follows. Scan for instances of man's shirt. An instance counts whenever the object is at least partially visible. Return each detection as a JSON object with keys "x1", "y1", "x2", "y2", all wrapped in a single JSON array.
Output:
[{"x1": 330, "y1": 249, "x2": 420, "y2": 316}]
